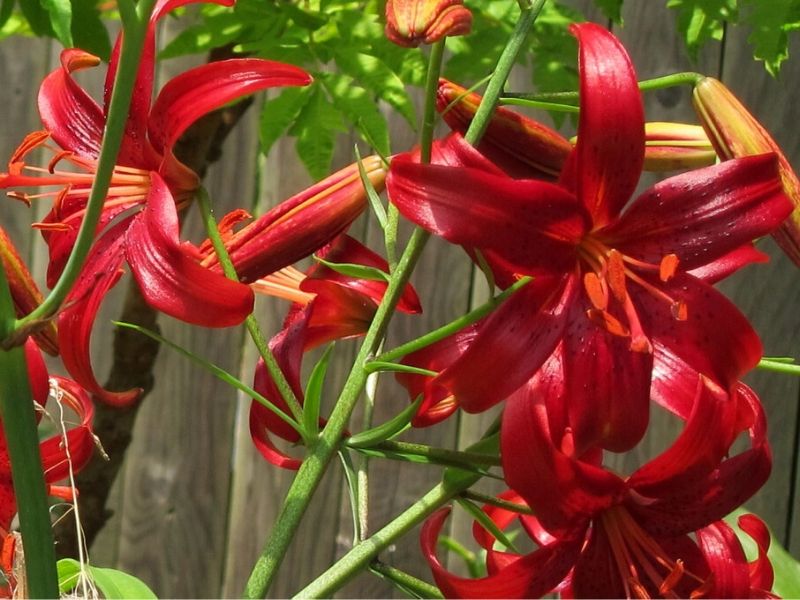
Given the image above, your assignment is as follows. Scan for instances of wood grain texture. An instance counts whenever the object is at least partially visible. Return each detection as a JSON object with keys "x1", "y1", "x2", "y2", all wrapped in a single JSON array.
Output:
[{"x1": 718, "y1": 26, "x2": 800, "y2": 550}]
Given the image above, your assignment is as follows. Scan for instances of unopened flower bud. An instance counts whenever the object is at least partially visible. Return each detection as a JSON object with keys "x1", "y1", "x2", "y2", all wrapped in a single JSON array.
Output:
[
  {"x1": 436, "y1": 78, "x2": 572, "y2": 179},
  {"x1": 642, "y1": 122, "x2": 716, "y2": 171},
  {"x1": 0, "y1": 226, "x2": 58, "y2": 355},
  {"x1": 693, "y1": 76, "x2": 800, "y2": 265},
  {"x1": 385, "y1": 0, "x2": 472, "y2": 48}
]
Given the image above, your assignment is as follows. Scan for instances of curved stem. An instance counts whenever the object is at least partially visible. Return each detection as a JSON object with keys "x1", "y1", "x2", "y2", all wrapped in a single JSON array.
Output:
[
  {"x1": 11, "y1": 0, "x2": 157, "y2": 338},
  {"x1": 196, "y1": 188, "x2": 308, "y2": 437}
]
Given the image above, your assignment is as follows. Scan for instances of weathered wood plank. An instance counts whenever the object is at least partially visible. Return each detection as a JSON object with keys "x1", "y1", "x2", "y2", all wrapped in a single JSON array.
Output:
[{"x1": 718, "y1": 27, "x2": 800, "y2": 550}]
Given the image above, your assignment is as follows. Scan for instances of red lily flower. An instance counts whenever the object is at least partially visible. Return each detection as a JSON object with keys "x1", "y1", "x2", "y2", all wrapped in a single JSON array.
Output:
[
  {"x1": 385, "y1": 0, "x2": 472, "y2": 47},
  {"x1": 249, "y1": 235, "x2": 421, "y2": 469},
  {"x1": 0, "y1": 340, "x2": 95, "y2": 593},
  {"x1": 421, "y1": 376, "x2": 772, "y2": 598},
  {"x1": 386, "y1": 23, "x2": 791, "y2": 451},
  {"x1": 0, "y1": 0, "x2": 311, "y2": 405}
]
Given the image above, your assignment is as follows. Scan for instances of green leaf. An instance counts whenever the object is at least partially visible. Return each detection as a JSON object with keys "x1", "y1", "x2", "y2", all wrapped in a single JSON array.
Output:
[
  {"x1": 725, "y1": 509, "x2": 800, "y2": 598},
  {"x1": 41, "y1": 0, "x2": 71, "y2": 46},
  {"x1": 293, "y1": 86, "x2": 344, "y2": 180},
  {"x1": 346, "y1": 394, "x2": 424, "y2": 448},
  {"x1": 58, "y1": 559, "x2": 157, "y2": 599},
  {"x1": 159, "y1": 13, "x2": 246, "y2": 59},
  {"x1": 18, "y1": 0, "x2": 53, "y2": 36},
  {"x1": 666, "y1": 0, "x2": 737, "y2": 60},
  {"x1": 0, "y1": 0, "x2": 15, "y2": 31},
  {"x1": 303, "y1": 343, "x2": 334, "y2": 435},
  {"x1": 334, "y1": 49, "x2": 417, "y2": 126},
  {"x1": 741, "y1": 0, "x2": 800, "y2": 76},
  {"x1": 456, "y1": 498, "x2": 520, "y2": 553},
  {"x1": 282, "y1": 2, "x2": 326, "y2": 29},
  {"x1": 71, "y1": 0, "x2": 111, "y2": 60},
  {"x1": 594, "y1": 0, "x2": 625, "y2": 22},
  {"x1": 320, "y1": 72, "x2": 391, "y2": 157},
  {"x1": 364, "y1": 361, "x2": 437, "y2": 377},
  {"x1": 355, "y1": 145, "x2": 388, "y2": 229},
  {"x1": 313, "y1": 255, "x2": 390, "y2": 282},
  {"x1": 338, "y1": 450, "x2": 362, "y2": 542},
  {"x1": 259, "y1": 85, "x2": 313, "y2": 158}
]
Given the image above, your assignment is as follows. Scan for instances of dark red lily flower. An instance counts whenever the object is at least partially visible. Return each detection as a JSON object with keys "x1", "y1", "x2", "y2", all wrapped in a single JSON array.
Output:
[
  {"x1": 421, "y1": 375, "x2": 773, "y2": 598},
  {"x1": 0, "y1": 340, "x2": 95, "y2": 594},
  {"x1": 387, "y1": 23, "x2": 791, "y2": 451},
  {"x1": 0, "y1": 0, "x2": 311, "y2": 405},
  {"x1": 249, "y1": 235, "x2": 421, "y2": 469}
]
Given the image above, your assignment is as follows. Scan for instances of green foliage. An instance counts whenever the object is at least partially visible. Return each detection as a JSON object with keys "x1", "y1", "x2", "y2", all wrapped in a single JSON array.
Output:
[
  {"x1": 58, "y1": 559, "x2": 157, "y2": 599},
  {"x1": 740, "y1": 0, "x2": 800, "y2": 76},
  {"x1": 666, "y1": 0, "x2": 737, "y2": 59},
  {"x1": 594, "y1": 0, "x2": 625, "y2": 22}
]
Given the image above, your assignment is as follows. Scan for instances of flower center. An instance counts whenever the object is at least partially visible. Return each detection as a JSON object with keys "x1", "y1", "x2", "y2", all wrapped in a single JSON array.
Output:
[
  {"x1": 599, "y1": 506, "x2": 708, "y2": 598},
  {"x1": 576, "y1": 236, "x2": 686, "y2": 353},
  {"x1": 1, "y1": 132, "x2": 179, "y2": 232}
]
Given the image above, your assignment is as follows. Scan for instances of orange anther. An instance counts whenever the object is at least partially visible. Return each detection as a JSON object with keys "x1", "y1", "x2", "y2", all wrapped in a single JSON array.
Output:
[
  {"x1": 630, "y1": 334, "x2": 653, "y2": 354},
  {"x1": 32, "y1": 221, "x2": 71, "y2": 232},
  {"x1": 587, "y1": 309, "x2": 630, "y2": 337},
  {"x1": 583, "y1": 271, "x2": 608, "y2": 310},
  {"x1": 7, "y1": 192, "x2": 31, "y2": 206},
  {"x1": 671, "y1": 300, "x2": 688, "y2": 321},
  {"x1": 607, "y1": 249, "x2": 628, "y2": 303},
  {"x1": 659, "y1": 253, "x2": 680, "y2": 282},
  {"x1": 659, "y1": 559, "x2": 685, "y2": 595},
  {"x1": 47, "y1": 150, "x2": 74, "y2": 173}
]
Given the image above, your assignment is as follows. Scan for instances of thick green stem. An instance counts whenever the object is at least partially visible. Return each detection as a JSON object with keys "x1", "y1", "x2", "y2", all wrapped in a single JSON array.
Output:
[
  {"x1": 758, "y1": 358, "x2": 800, "y2": 376},
  {"x1": 0, "y1": 268, "x2": 57, "y2": 598},
  {"x1": 420, "y1": 40, "x2": 445, "y2": 163},
  {"x1": 11, "y1": 0, "x2": 156, "y2": 339},
  {"x1": 463, "y1": 0, "x2": 546, "y2": 146},
  {"x1": 196, "y1": 188, "x2": 307, "y2": 432}
]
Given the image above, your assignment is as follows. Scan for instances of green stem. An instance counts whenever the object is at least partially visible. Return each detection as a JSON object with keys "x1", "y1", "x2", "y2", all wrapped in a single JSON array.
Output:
[
  {"x1": 0, "y1": 268, "x2": 57, "y2": 597},
  {"x1": 196, "y1": 188, "x2": 307, "y2": 434},
  {"x1": 369, "y1": 561, "x2": 444, "y2": 599},
  {"x1": 420, "y1": 40, "x2": 445, "y2": 163},
  {"x1": 758, "y1": 358, "x2": 800, "y2": 376},
  {"x1": 463, "y1": 0, "x2": 546, "y2": 146},
  {"x1": 294, "y1": 475, "x2": 479, "y2": 598},
  {"x1": 11, "y1": 0, "x2": 156, "y2": 339},
  {"x1": 375, "y1": 276, "x2": 530, "y2": 364},
  {"x1": 350, "y1": 439, "x2": 502, "y2": 467},
  {"x1": 501, "y1": 71, "x2": 705, "y2": 105}
]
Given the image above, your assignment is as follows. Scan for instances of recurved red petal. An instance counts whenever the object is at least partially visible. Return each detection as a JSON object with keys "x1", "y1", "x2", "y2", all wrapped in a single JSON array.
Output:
[
  {"x1": 149, "y1": 59, "x2": 312, "y2": 157},
  {"x1": 388, "y1": 155, "x2": 588, "y2": 275},
  {"x1": 38, "y1": 49, "x2": 105, "y2": 159},
  {"x1": 628, "y1": 376, "x2": 738, "y2": 496},
  {"x1": 421, "y1": 507, "x2": 579, "y2": 598},
  {"x1": 249, "y1": 405, "x2": 302, "y2": 471},
  {"x1": 436, "y1": 275, "x2": 576, "y2": 414},
  {"x1": 737, "y1": 514, "x2": 774, "y2": 593},
  {"x1": 604, "y1": 154, "x2": 792, "y2": 271},
  {"x1": 39, "y1": 376, "x2": 95, "y2": 482},
  {"x1": 59, "y1": 219, "x2": 142, "y2": 407},
  {"x1": 687, "y1": 243, "x2": 769, "y2": 284},
  {"x1": 636, "y1": 273, "x2": 762, "y2": 394},
  {"x1": 569, "y1": 23, "x2": 644, "y2": 226},
  {"x1": 501, "y1": 380, "x2": 625, "y2": 535},
  {"x1": 125, "y1": 173, "x2": 254, "y2": 327},
  {"x1": 695, "y1": 521, "x2": 753, "y2": 598},
  {"x1": 561, "y1": 293, "x2": 653, "y2": 454}
]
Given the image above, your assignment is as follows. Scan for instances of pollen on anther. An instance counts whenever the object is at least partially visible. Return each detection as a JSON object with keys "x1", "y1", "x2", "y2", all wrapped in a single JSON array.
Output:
[{"x1": 659, "y1": 253, "x2": 680, "y2": 282}]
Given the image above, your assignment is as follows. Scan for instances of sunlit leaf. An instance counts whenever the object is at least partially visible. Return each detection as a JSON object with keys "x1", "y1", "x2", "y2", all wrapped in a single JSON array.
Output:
[
  {"x1": 259, "y1": 85, "x2": 313, "y2": 158},
  {"x1": 58, "y1": 559, "x2": 157, "y2": 599}
]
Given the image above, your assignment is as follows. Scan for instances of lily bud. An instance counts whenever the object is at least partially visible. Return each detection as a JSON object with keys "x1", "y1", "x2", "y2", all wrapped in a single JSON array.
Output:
[
  {"x1": 693, "y1": 76, "x2": 800, "y2": 265},
  {"x1": 0, "y1": 226, "x2": 58, "y2": 355},
  {"x1": 436, "y1": 78, "x2": 572, "y2": 179},
  {"x1": 642, "y1": 122, "x2": 716, "y2": 171},
  {"x1": 210, "y1": 156, "x2": 387, "y2": 283},
  {"x1": 385, "y1": 0, "x2": 472, "y2": 47}
]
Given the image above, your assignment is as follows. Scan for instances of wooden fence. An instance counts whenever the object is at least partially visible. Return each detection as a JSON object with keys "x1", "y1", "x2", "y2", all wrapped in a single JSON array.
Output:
[{"x1": 0, "y1": 0, "x2": 799, "y2": 596}]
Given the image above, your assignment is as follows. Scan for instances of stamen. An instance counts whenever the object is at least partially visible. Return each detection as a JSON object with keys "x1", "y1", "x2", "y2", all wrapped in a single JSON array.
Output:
[
  {"x1": 689, "y1": 575, "x2": 714, "y2": 598},
  {"x1": 583, "y1": 272, "x2": 608, "y2": 310},
  {"x1": 250, "y1": 277, "x2": 315, "y2": 305},
  {"x1": 587, "y1": 309, "x2": 630, "y2": 337},
  {"x1": 607, "y1": 249, "x2": 628, "y2": 303},
  {"x1": 659, "y1": 254, "x2": 679, "y2": 282},
  {"x1": 659, "y1": 560, "x2": 684, "y2": 595},
  {"x1": 47, "y1": 150, "x2": 74, "y2": 173},
  {"x1": 7, "y1": 191, "x2": 31, "y2": 206}
]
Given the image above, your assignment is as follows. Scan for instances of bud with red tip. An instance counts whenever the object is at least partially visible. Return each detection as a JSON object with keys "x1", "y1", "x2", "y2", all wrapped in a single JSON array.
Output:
[
  {"x1": 693, "y1": 76, "x2": 800, "y2": 265},
  {"x1": 385, "y1": 0, "x2": 472, "y2": 47}
]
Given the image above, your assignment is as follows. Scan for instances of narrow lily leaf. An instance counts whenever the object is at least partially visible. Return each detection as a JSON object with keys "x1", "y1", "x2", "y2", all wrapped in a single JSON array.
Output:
[
  {"x1": 355, "y1": 145, "x2": 388, "y2": 229},
  {"x1": 353, "y1": 447, "x2": 501, "y2": 479},
  {"x1": 442, "y1": 432, "x2": 500, "y2": 489},
  {"x1": 42, "y1": 0, "x2": 72, "y2": 46},
  {"x1": 113, "y1": 321, "x2": 304, "y2": 436},
  {"x1": 337, "y1": 450, "x2": 362, "y2": 543},
  {"x1": 58, "y1": 559, "x2": 157, "y2": 599},
  {"x1": 346, "y1": 394, "x2": 424, "y2": 448},
  {"x1": 303, "y1": 343, "x2": 334, "y2": 436},
  {"x1": 726, "y1": 508, "x2": 800, "y2": 598},
  {"x1": 369, "y1": 562, "x2": 444, "y2": 599},
  {"x1": 364, "y1": 361, "x2": 437, "y2": 377},
  {"x1": 456, "y1": 498, "x2": 520, "y2": 554},
  {"x1": 313, "y1": 256, "x2": 390, "y2": 282}
]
